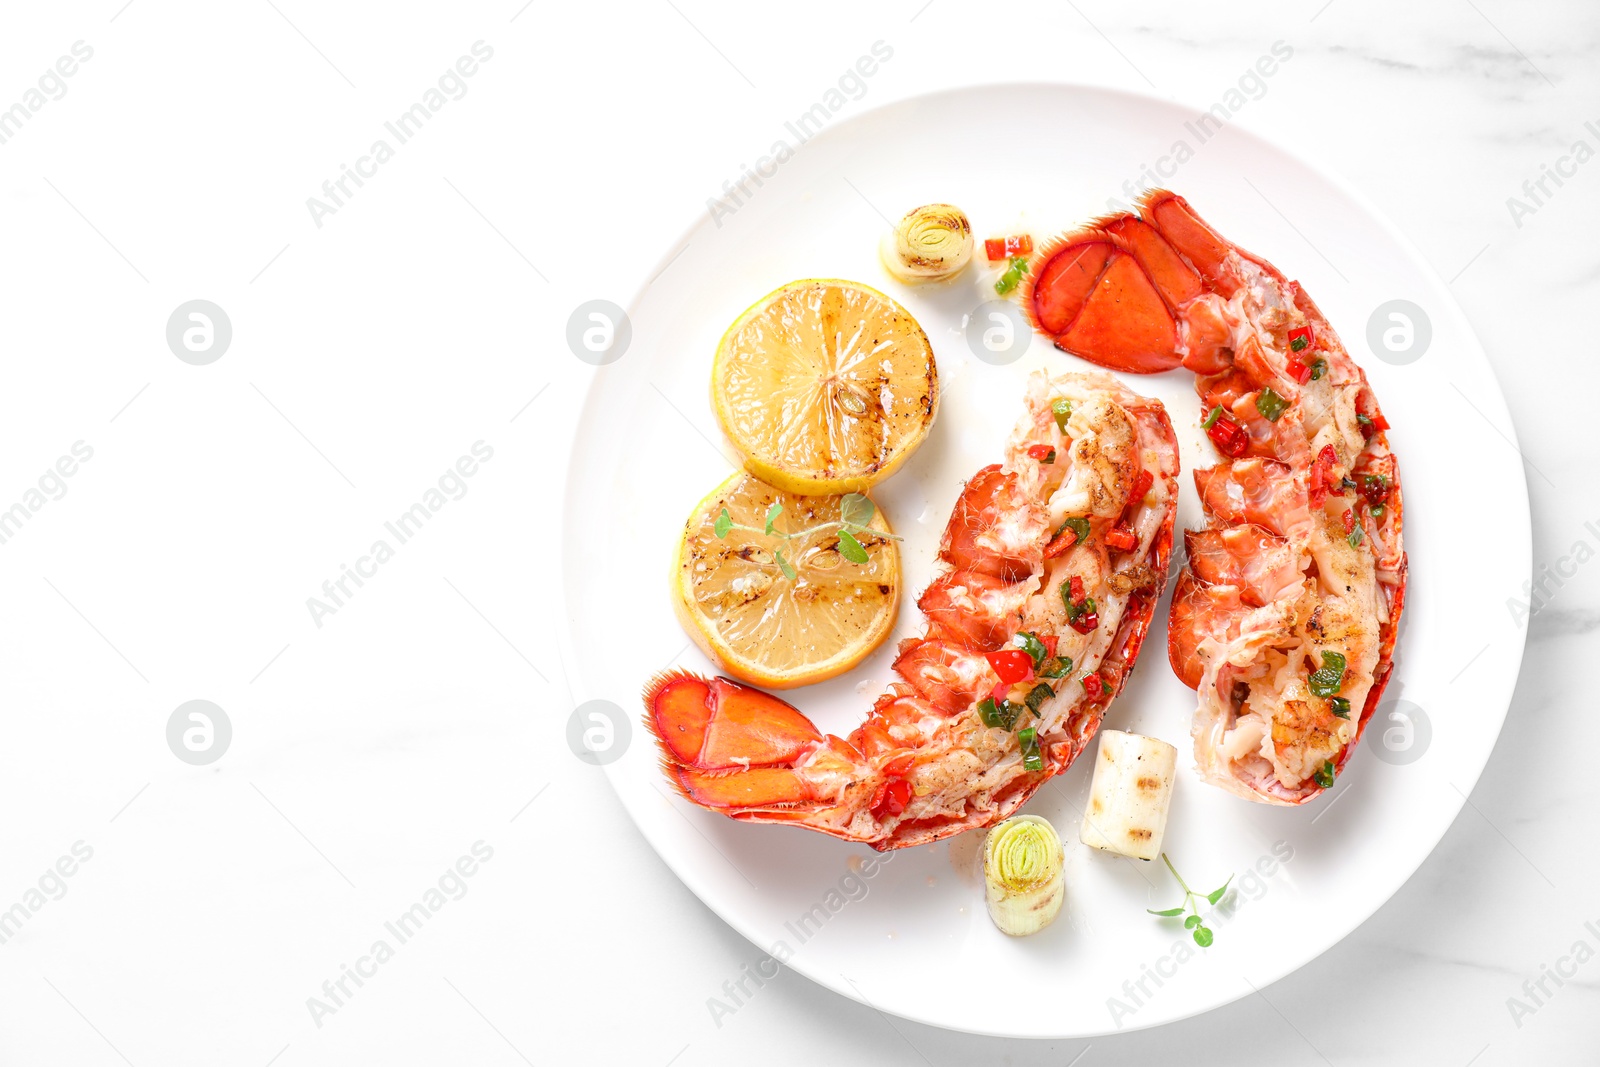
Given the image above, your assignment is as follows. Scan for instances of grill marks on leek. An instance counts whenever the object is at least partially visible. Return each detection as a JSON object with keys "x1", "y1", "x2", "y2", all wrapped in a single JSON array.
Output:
[{"x1": 880, "y1": 204, "x2": 974, "y2": 284}]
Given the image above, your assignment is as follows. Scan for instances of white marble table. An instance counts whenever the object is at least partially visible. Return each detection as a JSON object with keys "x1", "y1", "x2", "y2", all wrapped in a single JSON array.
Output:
[{"x1": 0, "y1": 1, "x2": 1591, "y2": 1063}]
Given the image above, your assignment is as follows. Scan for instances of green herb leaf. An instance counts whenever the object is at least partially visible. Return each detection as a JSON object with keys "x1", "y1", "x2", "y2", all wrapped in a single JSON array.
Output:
[
  {"x1": 1184, "y1": 914, "x2": 1203, "y2": 929},
  {"x1": 1308, "y1": 651, "x2": 1348, "y2": 698},
  {"x1": 837, "y1": 529, "x2": 869, "y2": 565},
  {"x1": 839, "y1": 493, "x2": 875, "y2": 529},
  {"x1": 714, "y1": 507, "x2": 732, "y2": 539},
  {"x1": 1147, "y1": 906, "x2": 1186, "y2": 917},
  {"x1": 1255, "y1": 387, "x2": 1288, "y2": 422},
  {"x1": 1308, "y1": 670, "x2": 1341, "y2": 698},
  {"x1": 764, "y1": 501, "x2": 783, "y2": 535},
  {"x1": 1051, "y1": 397, "x2": 1072, "y2": 433},
  {"x1": 1206, "y1": 877, "x2": 1233, "y2": 905},
  {"x1": 1193, "y1": 925, "x2": 1214, "y2": 948},
  {"x1": 774, "y1": 548, "x2": 797, "y2": 581}
]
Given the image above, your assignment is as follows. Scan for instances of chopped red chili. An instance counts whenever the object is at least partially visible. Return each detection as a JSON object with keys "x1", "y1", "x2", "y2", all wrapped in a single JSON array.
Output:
[
  {"x1": 1205, "y1": 412, "x2": 1250, "y2": 458},
  {"x1": 1043, "y1": 528, "x2": 1078, "y2": 558},
  {"x1": 1026, "y1": 444, "x2": 1056, "y2": 462},
  {"x1": 870, "y1": 777, "x2": 912, "y2": 818},
  {"x1": 985, "y1": 235, "x2": 1033, "y2": 261},
  {"x1": 1288, "y1": 325, "x2": 1313, "y2": 353},
  {"x1": 985, "y1": 649, "x2": 1035, "y2": 684},
  {"x1": 1310, "y1": 444, "x2": 1338, "y2": 508},
  {"x1": 1082, "y1": 672, "x2": 1104, "y2": 699},
  {"x1": 1103, "y1": 525, "x2": 1138, "y2": 552},
  {"x1": 1341, "y1": 507, "x2": 1356, "y2": 534},
  {"x1": 1126, "y1": 469, "x2": 1154, "y2": 510}
]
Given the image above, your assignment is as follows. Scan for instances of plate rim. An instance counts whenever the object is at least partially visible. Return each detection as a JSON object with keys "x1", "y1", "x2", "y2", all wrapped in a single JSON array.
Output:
[{"x1": 555, "y1": 80, "x2": 1533, "y2": 1038}]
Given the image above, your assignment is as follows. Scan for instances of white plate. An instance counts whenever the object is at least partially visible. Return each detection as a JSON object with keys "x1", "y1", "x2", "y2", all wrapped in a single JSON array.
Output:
[{"x1": 558, "y1": 84, "x2": 1530, "y2": 1037}]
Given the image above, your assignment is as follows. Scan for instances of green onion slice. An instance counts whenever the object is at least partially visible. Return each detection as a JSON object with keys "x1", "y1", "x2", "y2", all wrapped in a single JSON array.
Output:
[
  {"x1": 1202, "y1": 405, "x2": 1223, "y2": 430},
  {"x1": 1013, "y1": 631, "x2": 1048, "y2": 668},
  {"x1": 1314, "y1": 760, "x2": 1336, "y2": 789},
  {"x1": 1018, "y1": 727, "x2": 1044, "y2": 772},
  {"x1": 1051, "y1": 398, "x2": 1072, "y2": 433},
  {"x1": 1255, "y1": 388, "x2": 1288, "y2": 422},
  {"x1": 1038, "y1": 656, "x2": 1073, "y2": 679}
]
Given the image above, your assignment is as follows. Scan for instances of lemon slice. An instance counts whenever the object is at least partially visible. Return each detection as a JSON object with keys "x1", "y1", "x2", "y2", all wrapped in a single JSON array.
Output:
[
  {"x1": 712, "y1": 279, "x2": 938, "y2": 496},
  {"x1": 673, "y1": 472, "x2": 900, "y2": 689}
]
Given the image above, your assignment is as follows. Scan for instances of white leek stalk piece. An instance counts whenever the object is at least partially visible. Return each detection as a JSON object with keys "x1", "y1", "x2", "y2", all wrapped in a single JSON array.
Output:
[
  {"x1": 983, "y1": 814, "x2": 1065, "y2": 936},
  {"x1": 880, "y1": 204, "x2": 974, "y2": 283},
  {"x1": 1079, "y1": 730, "x2": 1177, "y2": 861}
]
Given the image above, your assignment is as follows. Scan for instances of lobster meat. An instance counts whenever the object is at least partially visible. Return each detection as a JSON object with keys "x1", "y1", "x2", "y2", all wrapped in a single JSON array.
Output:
[
  {"x1": 646, "y1": 371, "x2": 1179, "y2": 849},
  {"x1": 1025, "y1": 190, "x2": 1407, "y2": 805}
]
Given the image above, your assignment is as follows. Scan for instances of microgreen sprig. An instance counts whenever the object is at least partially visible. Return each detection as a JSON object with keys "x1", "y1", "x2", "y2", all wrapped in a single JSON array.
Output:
[
  {"x1": 1146, "y1": 853, "x2": 1232, "y2": 948},
  {"x1": 713, "y1": 492, "x2": 899, "y2": 576}
]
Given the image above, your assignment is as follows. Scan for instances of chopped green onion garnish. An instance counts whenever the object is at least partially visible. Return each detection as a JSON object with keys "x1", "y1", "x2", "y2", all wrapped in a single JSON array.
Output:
[
  {"x1": 1202, "y1": 405, "x2": 1223, "y2": 430},
  {"x1": 1056, "y1": 516, "x2": 1091, "y2": 546},
  {"x1": 1025, "y1": 683, "x2": 1054, "y2": 714},
  {"x1": 1051, "y1": 398, "x2": 1072, "y2": 432},
  {"x1": 1063, "y1": 590, "x2": 1097, "y2": 624},
  {"x1": 1043, "y1": 449, "x2": 1056, "y2": 464},
  {"x1": 1348, "y1": 526, "x2": 1364, "y2": 548},
  {"x1": 994, "y1": 257, "x2": 1030, "y2": 295},
  {"x1": 1329, "y1": 696, "x2": 1351, "y2": 719},
  {"x1": 999, "y1": 701, "x2": 1023, "y2": 729},
  {"x1": 1013, "y1": 631, "x2": 1048, "y2": 669},
  {"x1": 1370, "y1": 504, "x2": 1385, "y2": 519},
  {"x1": 1357, "y1": 413, "x2": 1373, "y2": 429},
  {"x1": 1313, "y1": 760, "x2": 1336, "y2": 789},
  {"x1": 1255, "y1": 388, "x2": 1288, "y2": 422},
  {"x1": 978, "y1": 697, "x2": 1003, "y2": 728},
  {"x1": 1290, "y1": 335, "x2": 1310, "y2": 353},
  {"x1": 1310, "y1": 358, "x2": 1328, "y2": 381},
  {"x1": 1018, "y1": 727, "x2": 1044, "y2": 772},
  {"x1": 1038, "y1": 656, "x2": 1073, "y2": 678}
]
